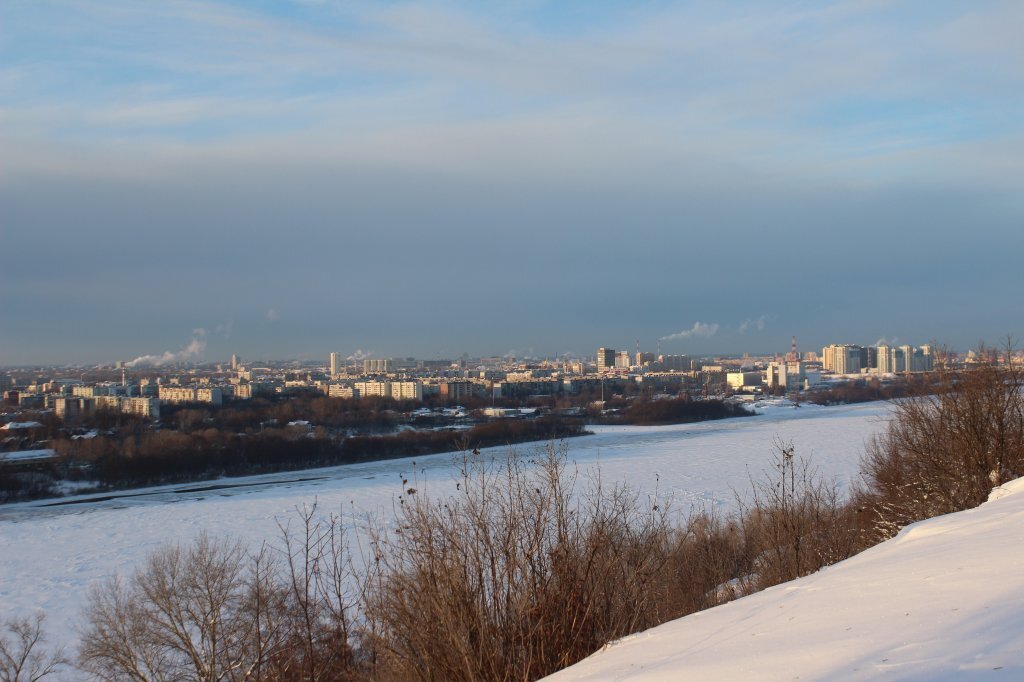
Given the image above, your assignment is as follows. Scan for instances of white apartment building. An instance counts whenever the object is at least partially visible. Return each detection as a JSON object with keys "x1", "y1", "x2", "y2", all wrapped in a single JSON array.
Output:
[
  {"x1": 727, "y1": 371, "x2": 763, "y2": 390},
  {"x1": 57, "y1": 395, "x2": 159, "y2": 418},
  {"x1": 121, "y1": 397, "x2": 160, "y2": 418},
  {"x1": 354, "y1": 381, "x2": 391, "y2": 398},
  {"x1": 390, "y1": 381, "x2": 424, "y2": 401},
  {"x1": 878, "y1": 345, "x2": 933, "y2": 374},
  {"x1": 72, "y1": 385, "x2": 111, "y2": 398},
  {"x1": 822, "y1": 345, "x2": 862, "y2": 374},
  {"x1": 325, "y1": 384, "x2": 359, "y2": 399},
  {"x1": 158, "y1": 386, "x2": 223, "y2": 406}
]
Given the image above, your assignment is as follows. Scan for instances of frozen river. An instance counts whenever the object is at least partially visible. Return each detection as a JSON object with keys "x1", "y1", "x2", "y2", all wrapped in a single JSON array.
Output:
[{"x1": 0, "y1": 399, "x2": 891, "y2": 650}]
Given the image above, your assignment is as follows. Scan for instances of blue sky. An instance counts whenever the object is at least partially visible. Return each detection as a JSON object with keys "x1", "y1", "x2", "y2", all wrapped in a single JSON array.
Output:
[{"x1": 1, "y1": 1, "x2": 1022, "y2": 364}]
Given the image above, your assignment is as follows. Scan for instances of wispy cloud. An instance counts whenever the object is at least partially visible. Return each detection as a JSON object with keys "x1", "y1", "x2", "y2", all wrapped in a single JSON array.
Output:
[
  {"x1": 661, "y1": 322, "x2": 719, "y2": 342},
  {"x1": 2, "y1": 0, "x2": 1020, "y2": 188},
  {"x1": 739, "y1": 316, "x2": 767, "y2": 334}
]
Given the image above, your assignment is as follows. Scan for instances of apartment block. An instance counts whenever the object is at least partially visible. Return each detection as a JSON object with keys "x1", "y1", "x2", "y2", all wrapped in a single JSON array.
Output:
[
  {"x1": 158, "y1": 386, "x2": 223, "y2": 406},
  {"x1": 354, "y1": 381, "x2": 391, "y2": 398},
  {"x1": 390, "y1": 381, "x2": 423, "y2": 401},
  {"x1": 325, "y1": 384, "x2": 360, "y2": 399},
  {"x1": 821, "y1": 345, "x2": 863, "y2": 374}
]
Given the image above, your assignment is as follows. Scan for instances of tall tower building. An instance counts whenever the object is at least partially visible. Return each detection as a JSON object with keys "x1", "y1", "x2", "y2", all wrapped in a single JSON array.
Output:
[
  {"x1": 822, "y1": 344, "x2": 862, "y2": 374},
  {"x1": 596, "y1": 348, "x2": 616, "y2": 373},
  {"x1": 230, "y1": 353, "x2": 238, "y2": 370},
  {"x1": 329, "y1": 352, "x2": 342, "y2": 377}
]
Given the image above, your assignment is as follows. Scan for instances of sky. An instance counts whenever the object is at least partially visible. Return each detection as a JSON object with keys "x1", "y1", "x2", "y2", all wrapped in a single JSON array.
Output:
[{"x1": 1, "y1": 1, "x2": 1022, "y2": 365}]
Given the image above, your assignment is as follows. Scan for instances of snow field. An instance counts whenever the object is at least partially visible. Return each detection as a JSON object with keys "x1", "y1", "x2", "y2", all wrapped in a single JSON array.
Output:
[{"x1": 0, "y1": 401, "x2": 890, "y2": 653}]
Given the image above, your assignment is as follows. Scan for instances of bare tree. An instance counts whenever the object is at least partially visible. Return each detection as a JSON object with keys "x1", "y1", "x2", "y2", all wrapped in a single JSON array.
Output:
[
  {"x1": 0, "y1": 614, "x2": 66, "y2": 682},
  {"x1": 78, "y1": 513, "x2": 365, "y2": 682},
  {"x1": 266, "y1": 503, "x2": 362, "y2": 681},
  {"x1": 79, "y1": 534, "x2": 269, "y2": 681}
]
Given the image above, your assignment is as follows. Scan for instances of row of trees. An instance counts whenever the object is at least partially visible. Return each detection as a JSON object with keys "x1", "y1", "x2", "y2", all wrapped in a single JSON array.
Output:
[
  {"x1": 48, "y1": 416, "x2": 587, "y2": 489},
  {"x1": 602, "y1": 395, "x2": 751, "y2": 425}
]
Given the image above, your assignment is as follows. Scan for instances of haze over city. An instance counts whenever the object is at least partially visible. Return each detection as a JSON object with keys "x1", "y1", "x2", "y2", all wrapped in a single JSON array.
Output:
[{"x1": 2, "y1": 1, "x2": 1022, "y2": 364}]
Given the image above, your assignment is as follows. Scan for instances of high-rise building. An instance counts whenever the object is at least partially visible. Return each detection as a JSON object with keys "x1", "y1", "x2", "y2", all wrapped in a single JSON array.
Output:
[
  {"x1": 821, "y1": 344, "x2": 862, "y2": 374},
  {"x1": 635, "y1": 352, "x2": 656, "y2": 366},
  {"x1": 658, "y1": 355, "x2": 691, "y2": 372},
  {"x1": 596, "y1": 348, "x2": 616, "y2": 373},
  {"x1": 329, "y1": 352, "x2": 342, "y2": 376},
  {"x1": 877, "y1": 345, "x2": 893, "y2": 373},
  {"x1": 363, "y1": 358, "x2": 394, "y2": 374},
  {"x1": 876, "y1": 344, "x2": 933, "y2": 373},
  {"x1": 614, "y1": 351, "x2": 632, "y2": 370}
]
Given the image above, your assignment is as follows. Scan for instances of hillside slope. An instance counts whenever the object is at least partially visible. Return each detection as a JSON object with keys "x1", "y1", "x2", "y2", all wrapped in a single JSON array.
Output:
[{"x1": 547, "y1": 478, "x2": 1024, "y2": 681}]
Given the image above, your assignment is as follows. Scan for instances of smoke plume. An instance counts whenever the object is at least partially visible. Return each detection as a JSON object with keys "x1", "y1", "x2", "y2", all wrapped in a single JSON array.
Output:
[{"x1": 126, "y1": 332, "x2": 207, "y2": 367}]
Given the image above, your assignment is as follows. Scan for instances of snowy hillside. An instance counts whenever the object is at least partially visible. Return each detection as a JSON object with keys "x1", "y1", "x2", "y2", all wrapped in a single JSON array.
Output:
[{"x1": 547, "y1": 477, "x2": 1024, "y2": 681}]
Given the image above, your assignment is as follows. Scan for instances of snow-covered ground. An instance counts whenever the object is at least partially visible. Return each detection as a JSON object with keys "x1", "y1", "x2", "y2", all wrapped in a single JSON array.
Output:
[
  {"x1": 0, "y1": 400, "x2": 889, "y2": 653},
  {"x1": 548, "y1": 477, "x2": 1024, "y2": 681}
]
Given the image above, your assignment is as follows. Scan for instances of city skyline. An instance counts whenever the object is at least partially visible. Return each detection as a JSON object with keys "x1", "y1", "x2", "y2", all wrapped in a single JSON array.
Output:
[
  {"x1": 2, "y1": 2, "x2": 1023, "y2": 364},
  {"x1": 0, "y1": 333, "x2": 967, "y2": 370}
]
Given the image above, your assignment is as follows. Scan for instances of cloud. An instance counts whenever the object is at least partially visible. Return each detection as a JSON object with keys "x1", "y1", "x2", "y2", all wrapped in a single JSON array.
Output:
[
  {"x1": 126, "y1": 333, "x2": 207, "y2": 367},
  {"x1": 661, "y1": 322, "x2": 719, "y2": 342},
  {"x1": 739, "y1": 316, "x2": 767, "y2": 334},
  {"x1": 214, "y1": 318, "x2": 234, "y2": 339},
  {"x1": 265, "y1": 307, "x2": 279, "y2": 322}
]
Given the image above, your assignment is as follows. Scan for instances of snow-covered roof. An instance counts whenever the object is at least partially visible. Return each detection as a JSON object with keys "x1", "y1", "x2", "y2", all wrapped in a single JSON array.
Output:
[
  {"x1": 0, "y1": 448, "x2": 57, "y2": 463},
  {"x1": 0, "y1": 421, "x2": 44, "y2": 430}
]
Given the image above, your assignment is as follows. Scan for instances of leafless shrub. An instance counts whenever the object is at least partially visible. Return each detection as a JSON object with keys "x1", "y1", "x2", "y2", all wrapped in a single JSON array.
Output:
[
  {"x1": 363, "y1": 443, "x2": 675, "y2": 681},
  {"x1": 662, "y1": 512, "x2": 751, "y2": 613},
  {"x1": 863, "y1": 342, "x2": 1024, "y2": 538},
  {"x1": 0, "y1": 614, "x2": 66, "y2": 682},
  {"x1": 739, "y1": 440, "x2": 860, "y2": 590}
]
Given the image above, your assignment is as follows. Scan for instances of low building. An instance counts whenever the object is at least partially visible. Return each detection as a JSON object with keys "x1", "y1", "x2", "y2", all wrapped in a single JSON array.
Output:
[
  {"x1": 158, "y1": 386, "x2": 223, "y2": 406},
  {"x1": 325, "y1": 384, "x2": 360, "y2": 399},
  {"x1": 727, "y1": 371, "x2": 763, "y2": 390}
]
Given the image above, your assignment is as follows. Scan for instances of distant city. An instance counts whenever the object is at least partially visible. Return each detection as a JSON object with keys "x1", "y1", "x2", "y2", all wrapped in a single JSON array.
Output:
[{"x1": 2, "y1": 339, "x2": 1010, "y2": 423}]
